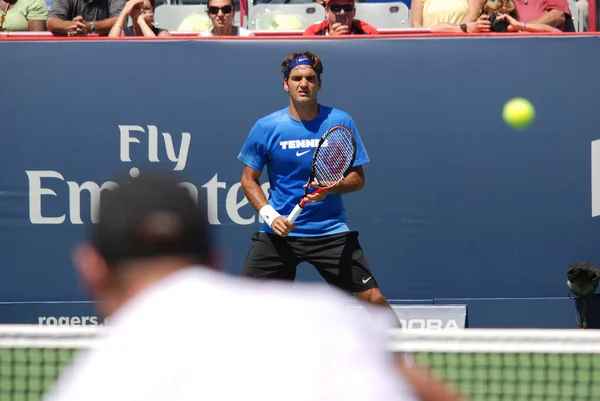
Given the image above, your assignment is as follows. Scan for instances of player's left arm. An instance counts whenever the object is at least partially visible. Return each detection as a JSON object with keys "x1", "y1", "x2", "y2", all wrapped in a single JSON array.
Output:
[
  {"x1": 303, "y1": 165, "x2": 365, "y2": 203},
  {"x1": 327, "y1": 165, "x2": 365, "y2": 194},
  {"x1": 304, "y1": 117, "x2": 368, "y2": 202}
]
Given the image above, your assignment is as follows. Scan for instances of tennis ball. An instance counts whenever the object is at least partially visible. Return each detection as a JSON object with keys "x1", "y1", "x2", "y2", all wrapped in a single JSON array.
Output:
[{"x1": 503, "y1": 97, "x2": 535, "y2": 130}]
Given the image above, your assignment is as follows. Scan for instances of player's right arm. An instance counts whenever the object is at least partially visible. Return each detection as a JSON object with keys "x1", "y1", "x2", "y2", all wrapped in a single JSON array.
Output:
[
  {"x1": 240, "y1": 166, "x2": 295, "y2": 237},
  {"x1": 238, "y1": 120, "x2": 296, "y2": 237}
]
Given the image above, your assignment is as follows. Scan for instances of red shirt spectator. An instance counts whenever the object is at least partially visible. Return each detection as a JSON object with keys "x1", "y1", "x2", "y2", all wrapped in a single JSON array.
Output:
[
  {"x1": 303, "y1": 0, "x2": 378, "y2": 36},
  {"x1": 513, "y1": 0, "x2": 572, "y2": 31},
  {"x1": 304, "y1": 19, "x2": 378, "y2": 35}
]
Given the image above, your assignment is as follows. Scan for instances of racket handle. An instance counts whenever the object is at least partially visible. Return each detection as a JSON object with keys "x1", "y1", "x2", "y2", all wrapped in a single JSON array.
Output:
[{"x1": 287, "y1": 204, "x2": 303, "y2": 224}]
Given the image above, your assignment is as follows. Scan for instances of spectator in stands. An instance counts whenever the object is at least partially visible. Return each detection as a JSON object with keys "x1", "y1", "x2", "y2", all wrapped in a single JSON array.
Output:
[
  {"x1": 199, "y1": 0, "x2": 252, "y2": 36},
  {"x1": 431, "y1": 0, "x2": 560, "y2": 31},
  {"x1": 257, "y1": 0, "x2": 324, "y2": 3},
  {"x1": 303, "y1": 0, "x2": 377, "y2": 35},
  {"x1": 47, "y1": 0, "x2": 125, "y2": 36},
  {"x1": 0, "y1": 0, "x2": 47, "y2": 31},
  {"x1": 511, "y1": 0, "x2": 572, "y2": 30},
  {"x1": 411, "y1": 0, "x2": 481, "y2": 27},
  {"x1": 108, "y1": 0, "x2": 170, "y2": 37}
]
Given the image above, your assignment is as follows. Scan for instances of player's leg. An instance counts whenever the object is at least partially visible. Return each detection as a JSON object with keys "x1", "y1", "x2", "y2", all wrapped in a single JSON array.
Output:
[
  {"x1": 305, "y1": 231, "x2": 394, "y2": 308},
  {"x1": 353, "y1": 287, "x2": 390, "y2": 307},
  {"x1": 242, "y1": 232, "x2": 299, "y2": 282},
  {"x1": 307, "y1": 232, "x2": 420, "y2": 369}
]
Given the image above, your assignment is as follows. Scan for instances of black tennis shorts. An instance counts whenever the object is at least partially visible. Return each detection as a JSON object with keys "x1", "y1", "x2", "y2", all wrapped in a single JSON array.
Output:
[{"x1": 242, "y1": 231, "x2": 379, "y2": 294}]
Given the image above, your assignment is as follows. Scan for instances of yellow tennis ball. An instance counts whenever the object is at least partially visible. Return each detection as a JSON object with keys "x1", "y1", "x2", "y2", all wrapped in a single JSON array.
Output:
[{"x1": 503, "y1": 98, "x2": 535, "y2": 130}]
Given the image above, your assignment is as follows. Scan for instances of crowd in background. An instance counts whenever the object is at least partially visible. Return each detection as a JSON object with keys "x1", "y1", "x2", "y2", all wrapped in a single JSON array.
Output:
[{"x1": 0, "y1": 0, "x2": 584, "y2": 36}]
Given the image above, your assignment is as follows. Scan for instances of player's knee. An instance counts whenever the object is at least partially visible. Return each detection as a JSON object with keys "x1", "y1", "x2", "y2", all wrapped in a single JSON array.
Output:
[
  {"x1": 355, "y1": 288, "x2": 386, "y2": 304},
  {"x1": 368, "y1": 290, "x2": 387, "y2": 304}
]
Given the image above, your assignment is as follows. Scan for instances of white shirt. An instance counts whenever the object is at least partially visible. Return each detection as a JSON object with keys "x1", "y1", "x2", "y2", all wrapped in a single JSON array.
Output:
[
  {"x1": 43, "y1": 267, "x2": 417, "y2": 401},
  {"x1": 199, "y1": 26, "x2": 253, "y2": 36}
]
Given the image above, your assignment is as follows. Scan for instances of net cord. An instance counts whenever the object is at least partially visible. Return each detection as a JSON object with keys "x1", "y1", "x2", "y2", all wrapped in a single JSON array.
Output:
[
  {"x1": 3, "y1": 326, "x2": 600, "y2": 353},
  {"x1": 0, "y1": 325, "x2": 103, "y2": 348},
  {"x1": 389, "y1": 329, "x2": 600, "y2": 354}
]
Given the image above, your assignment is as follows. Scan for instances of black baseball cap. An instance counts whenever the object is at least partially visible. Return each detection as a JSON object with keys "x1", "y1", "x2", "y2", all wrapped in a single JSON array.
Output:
[{"x1": 92, "y1": 172, "x2": 211, "y2": 267}]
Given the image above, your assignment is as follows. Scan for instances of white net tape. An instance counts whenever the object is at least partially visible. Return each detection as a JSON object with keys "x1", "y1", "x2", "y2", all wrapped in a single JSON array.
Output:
[
  {"x1": 2, "y1": 326, "x2": 600, "y2": 401},
  {"x1": 0, "y1": 325, "x2": 104, "y2": 349},
  {"x1": 390, "y1": 329, "x2": 600, "y2": 354},
  {"x1": 2, "y1": 326, "x2": 600, "y2": 353}
]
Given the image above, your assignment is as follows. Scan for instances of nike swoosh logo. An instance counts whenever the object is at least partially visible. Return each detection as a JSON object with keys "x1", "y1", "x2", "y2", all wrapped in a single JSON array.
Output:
[
  {"x1": 296, "y1": 150, "x2": 311, "y2": 157},
  {"x1": 362, "y1": 276, "x2": 372, "y2": 284}
]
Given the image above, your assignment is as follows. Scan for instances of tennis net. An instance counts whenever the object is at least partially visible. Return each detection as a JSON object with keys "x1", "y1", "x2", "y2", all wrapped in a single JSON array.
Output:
[
  {"x1": 2, "y1": 326, "x2": 600, "y2": 401},
  {"x1": 0, "y1": 325, "x2": 102, "y2": 401},
  {"x1": 391, "y1": 329, "x2": 600, "y2": 401}
]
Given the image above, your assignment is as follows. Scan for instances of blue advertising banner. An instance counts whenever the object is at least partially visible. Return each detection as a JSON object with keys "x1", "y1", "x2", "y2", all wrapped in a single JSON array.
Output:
[{"x1": 2, "y1": 37, "x2": 600, "y2": 327}]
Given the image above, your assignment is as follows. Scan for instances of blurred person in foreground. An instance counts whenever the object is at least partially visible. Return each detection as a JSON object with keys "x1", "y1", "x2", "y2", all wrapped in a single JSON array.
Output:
[
  {"x1": 303, "y1": 0, "x2": 377, "y2": 35},
  {"x1": 0, "y1": 0, "x2": 47, "y2": 32},
  {"x1": 47, "y1": 0, "x2": 125, "y2": 36},
  {"x1": 42, "y1": 171, "x2": 444, "y2": 401},
  {"x1": 431, "y1": 0, "x2": 559, "y2": 32},
  {"x1": 199, "y1": 0, "x2": 252, "y2": 36},
  {"x1": 108, "y1": 0, "x2": 170, "y2": 37}
]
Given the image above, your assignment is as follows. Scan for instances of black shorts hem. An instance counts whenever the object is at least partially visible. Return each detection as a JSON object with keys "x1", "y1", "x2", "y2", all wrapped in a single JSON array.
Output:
[{"x1": 242, "y1": 231, "x2": 378, "y2": 294}]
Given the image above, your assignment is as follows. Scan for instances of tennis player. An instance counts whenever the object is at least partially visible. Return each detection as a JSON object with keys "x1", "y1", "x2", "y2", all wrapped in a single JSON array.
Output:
[
  {"x1": 238, "y1": 50, "x2": 395, "y2": 312},
  {"x1": 42, "y1": 172, "x2": 422, "y2": 401}
]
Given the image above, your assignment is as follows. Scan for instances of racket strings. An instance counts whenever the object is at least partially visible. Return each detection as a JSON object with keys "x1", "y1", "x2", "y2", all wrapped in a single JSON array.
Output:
[{"x1": 314, "y1": 130, "x2": 355, "y2": 186}]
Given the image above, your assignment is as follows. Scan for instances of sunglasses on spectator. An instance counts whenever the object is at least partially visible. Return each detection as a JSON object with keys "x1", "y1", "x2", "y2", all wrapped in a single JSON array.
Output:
[
  {"x1": 208, "y1": 5, "x2": 233, "y2": 14},
  {"x1": 133, "y1": 6, "x2": 152, "y2": 12},
  {"x1": 329, "y1": 4, "x2": 354, "y2": 12}
]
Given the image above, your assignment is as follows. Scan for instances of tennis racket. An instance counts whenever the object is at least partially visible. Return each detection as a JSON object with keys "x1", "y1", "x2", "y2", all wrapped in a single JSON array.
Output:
[{"x1": 287, "y1": 125, "x2": 357, "y2": 224}]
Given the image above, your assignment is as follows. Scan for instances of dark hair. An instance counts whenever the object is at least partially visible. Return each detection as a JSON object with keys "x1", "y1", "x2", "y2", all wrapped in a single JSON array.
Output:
[
  {"x1": 281, "y1": 51, "x2": 323, "y2": 80},
  {"x1": 128, "y1": 0, "x2": 155, "y2": 9},
  {"x1": 93, "y1": 172, "x2": 212, "y2": 267},
  {"x1": 483, "y1": 0, "x2": 519, "y2": 19}
]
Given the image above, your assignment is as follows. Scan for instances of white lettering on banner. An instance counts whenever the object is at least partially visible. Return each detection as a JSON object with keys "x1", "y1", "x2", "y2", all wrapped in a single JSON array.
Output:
[
  {"x1": 201, "y1": 175, "x2": 270, "y2": 225},
  {"x1": 26, "y1": 124, "x2": 273, "y2": 226},
  {"x1": 399, "y1": 319, "x2": 460, "y2": 331},
  {"x1": 68, "y1": 181, "x2": 119, "y2": 224},
  {"x1": 226, "y1": 182, "x2": 253, "y2": 225},
  {"x1": 592, "y1": 140, "x2": 600, "y2": 217},
  {"x1": 227, "y1": 182, "x2": 270, "y2": 225},
  {"x1": 26, "y1": 170, "x2": 66, "y2": 224},
  {"x1": 202, "y1": 174, "x2": 226, "y2": 225},
  {"x1": 38, "y1": 316, "x2": 101, "y2": 326},
  {"x1": 118, "y1": 125, "x2": 191, "y2": 171},
  {"x1": 27, "y1": 171, "x2": 271, "y2": 226}
]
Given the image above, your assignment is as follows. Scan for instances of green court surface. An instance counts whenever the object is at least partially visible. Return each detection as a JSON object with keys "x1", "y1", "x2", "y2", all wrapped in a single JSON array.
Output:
[
  {"x1": 2, "y1": 348, "x2": 600, "y2": 401},
  {"x1": 416, "y1": 352, "x2": 600, "y2": 401},
  {"x1": 0, "y1": 348, "x2": 77, "y2": 401}
]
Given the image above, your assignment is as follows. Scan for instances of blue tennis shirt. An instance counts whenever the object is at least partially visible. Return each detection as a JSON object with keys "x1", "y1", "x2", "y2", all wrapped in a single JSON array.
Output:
[{"x1": 237, "y1": 105, "x2": 369, "y2": 237}]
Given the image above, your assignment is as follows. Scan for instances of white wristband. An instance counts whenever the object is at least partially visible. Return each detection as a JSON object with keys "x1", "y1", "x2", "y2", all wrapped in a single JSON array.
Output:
[{"x1": 259, "y1": 205, "x2": 280, "y2": 228}]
